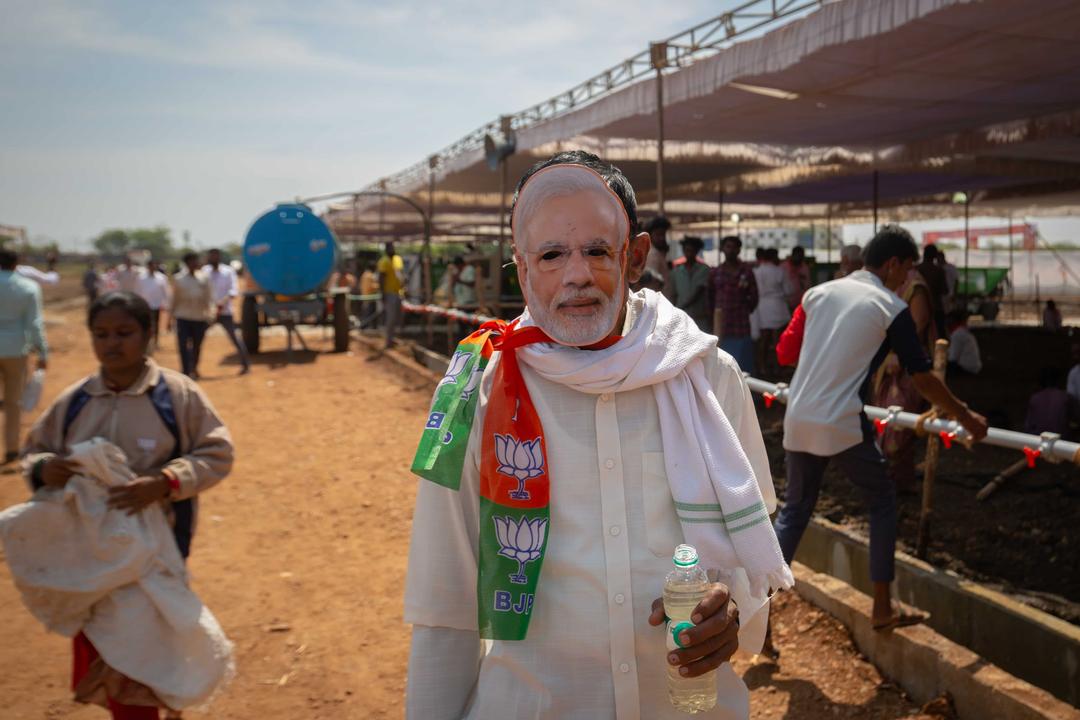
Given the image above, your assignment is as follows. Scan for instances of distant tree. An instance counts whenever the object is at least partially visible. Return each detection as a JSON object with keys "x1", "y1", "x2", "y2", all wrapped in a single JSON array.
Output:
[
  {"x1": 129, "y1": 226, "x2": 174, "y2": 260},
  {"x1": 224, "y1": 242, "x2": 244, "y2": 261},
  {"x1": 93, "y1": 226, "x2": 176, "y2": 260},
  {"x1": 93, "y1": 229, "x2": 132, "y2": 257}
]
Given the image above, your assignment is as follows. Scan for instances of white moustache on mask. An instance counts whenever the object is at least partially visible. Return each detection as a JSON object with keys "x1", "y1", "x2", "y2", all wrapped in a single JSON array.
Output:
[{"x1": 527, "y1": 276, "x2": 624, "y2": 347}]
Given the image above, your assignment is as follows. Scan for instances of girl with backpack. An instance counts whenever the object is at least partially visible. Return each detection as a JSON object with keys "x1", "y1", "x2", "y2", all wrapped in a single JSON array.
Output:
[{"x1": 21, "y1": 291, "x2": 234, "y2": 720}]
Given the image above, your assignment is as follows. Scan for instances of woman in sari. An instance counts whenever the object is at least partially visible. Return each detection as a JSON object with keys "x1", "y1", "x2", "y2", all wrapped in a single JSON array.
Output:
[{"x1": 871, "y1": 269, "x2": 937, "y2": 492}]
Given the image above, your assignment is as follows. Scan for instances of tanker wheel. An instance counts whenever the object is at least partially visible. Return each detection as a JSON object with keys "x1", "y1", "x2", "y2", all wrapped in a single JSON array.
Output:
[
  {"x1": 333, "y1": 292, "x2": 350, "y2": 353},
  {"x1": 241, "y1": 295, "x2": 261, "y2": 355}
]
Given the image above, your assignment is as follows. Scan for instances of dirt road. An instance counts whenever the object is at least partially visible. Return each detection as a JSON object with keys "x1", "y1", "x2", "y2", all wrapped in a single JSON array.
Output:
[{"x1": 0, "y1": 302, "x2": 931, "y2": 719}]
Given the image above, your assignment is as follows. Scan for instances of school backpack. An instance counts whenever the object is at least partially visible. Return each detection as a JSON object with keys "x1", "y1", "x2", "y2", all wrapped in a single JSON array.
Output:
[{"x1": 61, "y1": 377, "x2": 195, "y2": 559}]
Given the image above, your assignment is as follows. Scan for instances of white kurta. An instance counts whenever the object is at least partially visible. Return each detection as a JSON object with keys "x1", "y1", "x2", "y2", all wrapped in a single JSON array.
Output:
[
  {"x1": 751, "y1": 263, "x2": 792, "y2": 331},
  {"x1": 404, "y1": 341, "x2": 772, "y2": 719}
]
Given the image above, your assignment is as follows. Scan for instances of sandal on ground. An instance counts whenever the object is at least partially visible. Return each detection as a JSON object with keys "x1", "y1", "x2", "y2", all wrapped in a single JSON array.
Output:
[
  {"x1": 757, "y1": 643, "x2": 781, "y2": 663},
  {"x1": 872, "y1": 611, "x2": 928, "y2": 631}
]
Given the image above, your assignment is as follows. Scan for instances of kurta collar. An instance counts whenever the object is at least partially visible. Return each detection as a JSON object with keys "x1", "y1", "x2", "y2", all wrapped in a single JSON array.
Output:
[{"x1": 84, "y1": 358, "x2": 162, "y2": 397}]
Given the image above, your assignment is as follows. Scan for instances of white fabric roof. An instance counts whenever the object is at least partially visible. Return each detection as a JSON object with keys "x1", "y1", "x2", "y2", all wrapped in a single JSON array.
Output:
[
  {"x1": 346, "y1": 0, "x2": 1080, "y2": 238},
  {"x1": 517, "y1": 0, "x2": 1080, "y2": 150}
]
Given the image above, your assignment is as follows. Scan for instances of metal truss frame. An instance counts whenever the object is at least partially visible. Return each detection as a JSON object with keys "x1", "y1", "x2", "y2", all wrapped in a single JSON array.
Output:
[{"x1": 371, "y1": 0, "x2": 821, "y2": 194}]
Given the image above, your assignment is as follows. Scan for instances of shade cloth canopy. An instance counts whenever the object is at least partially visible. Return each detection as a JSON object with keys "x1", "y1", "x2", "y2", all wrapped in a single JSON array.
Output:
[{"x1": 327, "y1": 0, "x2": 1080, "y2": 239}]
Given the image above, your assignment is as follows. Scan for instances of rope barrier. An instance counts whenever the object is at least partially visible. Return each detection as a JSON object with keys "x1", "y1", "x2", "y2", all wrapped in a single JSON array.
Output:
[
  {"x1": 743, "y1": 376, "x2": 1080, "y2": 467},
  {"x1": 346, "y1": 296, "x2": 494, "y2": 326},
  {"x1": 402, "y1": 301, "x2": 495, "y2": 326}
]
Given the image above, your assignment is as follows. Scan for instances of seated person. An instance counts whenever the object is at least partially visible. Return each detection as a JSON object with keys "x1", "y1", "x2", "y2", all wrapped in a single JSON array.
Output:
[
  {"x1": 946, "y1": 311, "x2": 982, "y2": 376},
  {"x1": 1024, "y1": 367, "x2": 1070, "y2": 436}
]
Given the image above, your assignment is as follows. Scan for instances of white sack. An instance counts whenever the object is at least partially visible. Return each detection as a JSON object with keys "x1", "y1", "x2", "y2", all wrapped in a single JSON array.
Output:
[{"x1": 0, "y1": 438, "x2": 234, "y2": 710}]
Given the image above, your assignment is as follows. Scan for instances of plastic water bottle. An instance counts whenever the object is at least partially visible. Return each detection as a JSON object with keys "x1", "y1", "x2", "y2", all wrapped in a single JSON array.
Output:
[{"x1": 663, "y1": 544, "x2": 717, "y2": 714}]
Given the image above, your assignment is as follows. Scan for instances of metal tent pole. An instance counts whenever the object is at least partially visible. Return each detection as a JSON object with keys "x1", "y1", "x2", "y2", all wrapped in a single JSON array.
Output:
[
  {"x1": 963, "y1": 193, "x2": 971, "y2": 307},
  {"x1": 826, "y1": 204, "x2": 832, "y2": 267},
  {"x1": 425, "y1": 156, "x2": 436, "y2": 304},
  {"x1": 352, "y1": 194, "x2": 359, "y2": 266},
  {"x1": 497, "y1": 156, "x2": 508, "y2": 318},
  {"x1": 717, "y1": 190, "x2": 724, "y2": 240},
  {"x1": 425, "y1": 156, "x2": 437, "y2": 346},
  {"x1": 651, "y1": 42, "x2": 668, "y2": 217},
  {"x1": 872, "y1": 170, "x2": 879, "y2": 233},
  {"x1": 1008, "y1": 211, "x2": 1014, "y2": 319}
]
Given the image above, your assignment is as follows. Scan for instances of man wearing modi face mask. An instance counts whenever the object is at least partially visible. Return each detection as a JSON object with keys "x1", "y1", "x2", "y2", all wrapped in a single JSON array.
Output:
[{"x1": 404, "y1": 151, "x2": 792, "y2": 720}]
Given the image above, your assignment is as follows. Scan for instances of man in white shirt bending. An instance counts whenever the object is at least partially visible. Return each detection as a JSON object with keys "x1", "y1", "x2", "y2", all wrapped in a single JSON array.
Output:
[
  {"x1": 405, "y1": 151, "x2": 793, "y2": 720},
  {"x1": 202, "y1": 248, "x2": 250, "y2": 375},
  {"x1": 774, "y1": 225, "x2": 987, "y2": 634}
]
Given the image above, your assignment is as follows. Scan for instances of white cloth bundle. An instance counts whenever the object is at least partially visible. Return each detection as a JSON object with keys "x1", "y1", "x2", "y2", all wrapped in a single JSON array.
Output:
[
  {"x1": 0, "y1": 438, "x2": 234, "y2": 710},
  {"x1": 517, "y1": 290, "x2": 794, "y2": 617}
]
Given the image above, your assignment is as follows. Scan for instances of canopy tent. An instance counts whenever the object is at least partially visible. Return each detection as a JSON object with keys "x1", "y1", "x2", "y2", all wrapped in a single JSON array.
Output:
[
  {"x1": 515, "y1": 0, "x2": 1080, "y2": 150},
  {"x1": 327, "y1": 0, "x2": 1080, "y2": 245}
]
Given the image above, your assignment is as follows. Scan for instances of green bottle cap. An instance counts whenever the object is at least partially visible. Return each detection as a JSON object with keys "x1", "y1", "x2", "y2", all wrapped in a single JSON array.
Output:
[
  {"x1": 671, "y1": 621, "x2": 694, "y2": 648},
  {"x1": 672, "y1": 544, "x2": 699, "y2": 567}
]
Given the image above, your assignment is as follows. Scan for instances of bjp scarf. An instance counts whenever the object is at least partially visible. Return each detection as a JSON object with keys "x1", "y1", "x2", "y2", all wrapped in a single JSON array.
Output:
[{"x1": 411, "y1": 320, "x2": 563, "y2": 640}]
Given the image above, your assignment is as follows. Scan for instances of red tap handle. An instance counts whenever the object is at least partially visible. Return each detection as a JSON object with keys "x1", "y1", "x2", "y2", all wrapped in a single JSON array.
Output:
[
  {"x1": 763, "y1": 392, "x2": 775, "y2": 409},
  {"x1": 1023, "y1": 447, "x2": 1041, "y2": 468},
  {"x1": 939, "y1": 431, "x2": 954, "y2": 449},
  {"x1": 873, "y1": 418, "x2": 888, "y2": 436}
]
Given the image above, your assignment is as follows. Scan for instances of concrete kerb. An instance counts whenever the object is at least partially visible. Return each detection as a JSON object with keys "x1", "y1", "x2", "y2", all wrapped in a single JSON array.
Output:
[
  {"x1": 793, "y1": 516, "x2": 1080, "y2": 708},
  {"x1": 357, "y1": 335, "x2": 1080, "y2": 717},
  {"x1": 353, "y1": 333, "x2": 444, "y2": 388},
  {"x1": 792, "y1": 562, "x2": 1080, "y2": 720}
]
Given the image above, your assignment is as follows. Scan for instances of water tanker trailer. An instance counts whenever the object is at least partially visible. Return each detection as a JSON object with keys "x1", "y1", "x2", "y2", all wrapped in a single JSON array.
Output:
[{"x1": 240, "y1": 203, "x2": 350, "y2": 354}]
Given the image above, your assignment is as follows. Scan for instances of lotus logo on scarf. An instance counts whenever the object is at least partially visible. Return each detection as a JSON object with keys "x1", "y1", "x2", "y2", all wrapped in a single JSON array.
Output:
[
  {"x1": 438, "y1": 351, "x2": 471, "y2": 387},
  {"x1": 494, "y1": 434, "x2": 544, "y2": 500},
  {"x1": 494, "y1": 516, "x2": 548, "y2": 584},
  {"x1": 459, "y1": 362, "x2": 484, "y2": 402}
]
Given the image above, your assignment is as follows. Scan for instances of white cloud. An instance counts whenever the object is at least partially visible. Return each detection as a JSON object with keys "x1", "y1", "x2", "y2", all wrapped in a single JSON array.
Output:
[{"x1": 1, "y1": 0, "x2": 405, "y2": 78}]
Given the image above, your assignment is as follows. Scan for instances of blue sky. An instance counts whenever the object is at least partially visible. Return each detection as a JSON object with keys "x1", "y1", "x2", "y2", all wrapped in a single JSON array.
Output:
[{"x1": 0, "y1": 0, "x2": 720, "y2": 250}]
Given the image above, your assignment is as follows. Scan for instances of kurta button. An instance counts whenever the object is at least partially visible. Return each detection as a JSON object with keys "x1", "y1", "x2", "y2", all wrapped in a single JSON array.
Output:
[
  {"x1": 600, "y1": 393, "x2": 612, "y2": 402},
  {"x1": 614, "y1": 593, "x2": 625, "y2": 604},
  {"x1": 604, "y1": 458, "x2": 615, "y2": 469},
  {"x1": 619, "y1": 663, "x2": 630, "y2": 673},
  {"x1": 609, "y1": 525, "x2": 621, "y2": 536}
]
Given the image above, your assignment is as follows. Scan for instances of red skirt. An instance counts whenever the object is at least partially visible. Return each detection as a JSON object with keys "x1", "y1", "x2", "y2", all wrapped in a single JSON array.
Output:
[{"x1": 72, "y1": 632, "x2": 160, "y2": 720}]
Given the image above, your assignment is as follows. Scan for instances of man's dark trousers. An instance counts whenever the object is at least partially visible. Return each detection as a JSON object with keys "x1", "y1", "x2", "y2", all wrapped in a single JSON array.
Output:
[
  {"x1": 773, "y1": 436, "x2": 897, "y2": 583},
  {"x1": 213, "y1": 312, "x2": 250, "y2": 370},
  {"x1": 176, "y1": 318, "x2": 208, "y2": 377}
]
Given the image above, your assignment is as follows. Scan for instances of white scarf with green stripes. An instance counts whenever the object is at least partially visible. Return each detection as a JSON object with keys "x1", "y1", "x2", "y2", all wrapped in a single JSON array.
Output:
[{"x1": 519, "y1": 289, "x2": 794, "y2": 605}]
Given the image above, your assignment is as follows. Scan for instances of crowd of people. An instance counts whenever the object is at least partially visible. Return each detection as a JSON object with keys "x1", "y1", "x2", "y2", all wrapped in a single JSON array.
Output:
[
  {"x1": 0, "y1": 247, "x2": 252, "y2": 465},
  {"x1": 638, "y1": 222, "x2": 821, "y2": 378},
  {"x1": 83, "y1": 249, "x2": 252, "y2": 378}
]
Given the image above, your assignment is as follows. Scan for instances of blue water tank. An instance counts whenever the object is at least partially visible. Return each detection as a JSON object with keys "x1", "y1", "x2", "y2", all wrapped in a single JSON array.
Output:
[{"x1": 243, "y1": 203, "x2": 338, "y2": 295}]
